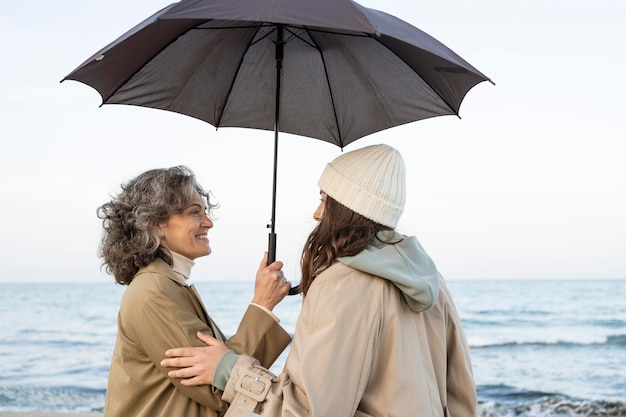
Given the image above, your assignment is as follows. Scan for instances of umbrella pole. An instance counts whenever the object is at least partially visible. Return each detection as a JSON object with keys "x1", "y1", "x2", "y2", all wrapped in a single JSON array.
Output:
[
  {"x1": 270, "y1": 26, "x2": 300, "y2": 296},
  {"x1": 268, "y1": 25, "x2": 284, "y2": 265}
]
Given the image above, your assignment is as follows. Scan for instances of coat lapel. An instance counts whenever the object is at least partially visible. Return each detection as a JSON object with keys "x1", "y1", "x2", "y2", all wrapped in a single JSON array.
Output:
[
  {"x1": 187, "y1": 284, "x2": 226, "y2": 342},
  {"x1": 144, "y1": 259, "x2": 227, "y2": 342}
]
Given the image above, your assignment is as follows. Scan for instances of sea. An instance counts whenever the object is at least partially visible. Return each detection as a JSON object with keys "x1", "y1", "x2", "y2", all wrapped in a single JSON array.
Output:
[{"x1": 0, "y1": 279, "x2": 624, "y2": 416}]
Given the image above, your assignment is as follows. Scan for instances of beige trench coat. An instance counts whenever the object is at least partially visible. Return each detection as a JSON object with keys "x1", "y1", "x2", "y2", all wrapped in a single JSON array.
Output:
[
  {"x1": 104, "y1": 258, "x2": 291, "y2": 417},
  {"x1": 223, "y1": 263, "x2": 476, "y2": 417}
]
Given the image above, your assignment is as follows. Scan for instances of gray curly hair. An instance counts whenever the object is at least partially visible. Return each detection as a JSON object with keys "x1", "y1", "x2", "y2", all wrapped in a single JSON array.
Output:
[{"x1": 97, "y1": 166, "x2": 217, "y2": 285}]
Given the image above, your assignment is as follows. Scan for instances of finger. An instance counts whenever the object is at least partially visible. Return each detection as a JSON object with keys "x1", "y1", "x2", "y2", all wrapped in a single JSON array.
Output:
[
  {"x1": 258, "y1": 252, "x2": 269, "y2": 271},
  {"x1": 167, "y1": 368, "x2": 187, "y2": 378},
  {"x1": 196, "y1": 331, "x2": 220, "y2": 346},
  {"x1": 268, "y1": 260, "x2": 284, "y2": 270},
  {"x1": 164, "y1": 347, "x2": 197, "y2": 357},
  {"x1": 180, "y1": 375, "x2": 207, "y2": 386},
  {"x1": 168, "y1": 366, "x2": 204, "y2": 379},
  {"x1": 161, "y1": 357, "x2": 191, "y2": 368}
]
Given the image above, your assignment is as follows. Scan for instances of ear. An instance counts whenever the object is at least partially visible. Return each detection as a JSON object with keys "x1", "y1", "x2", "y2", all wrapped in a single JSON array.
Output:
[{"x1": 151, "y1": 221, "x2": 165, "y2": 237}]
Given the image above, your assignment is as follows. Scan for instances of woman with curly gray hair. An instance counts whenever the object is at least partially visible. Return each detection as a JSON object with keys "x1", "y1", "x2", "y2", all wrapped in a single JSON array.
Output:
[{"x1": 98, "y1": 166, "x2": 291, "y2": 417}]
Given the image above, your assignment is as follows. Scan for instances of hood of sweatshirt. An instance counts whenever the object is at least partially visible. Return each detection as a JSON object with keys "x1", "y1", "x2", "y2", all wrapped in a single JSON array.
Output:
[{"x1": 337, "y1": 230, "x2": 439, "y2": 312}]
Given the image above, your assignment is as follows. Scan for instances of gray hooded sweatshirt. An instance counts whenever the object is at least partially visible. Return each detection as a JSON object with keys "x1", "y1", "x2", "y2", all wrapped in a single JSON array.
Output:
[{"x1": 337, "y1": 230, "x2": 439, "y2": 312}]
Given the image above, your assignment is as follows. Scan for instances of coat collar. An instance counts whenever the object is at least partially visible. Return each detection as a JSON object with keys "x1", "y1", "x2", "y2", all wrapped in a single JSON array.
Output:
[{"x1": 138, "y1": 257, "x2": 187, "y2": 287}]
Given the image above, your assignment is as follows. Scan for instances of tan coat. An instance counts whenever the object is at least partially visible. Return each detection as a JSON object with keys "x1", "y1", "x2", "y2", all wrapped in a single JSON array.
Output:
[
  {"x1": 223, "y1": 263, "x2": 476, "y2": 417},
  {"x1": 104, "y1": 258, "x2": 291, "y2": 417}
]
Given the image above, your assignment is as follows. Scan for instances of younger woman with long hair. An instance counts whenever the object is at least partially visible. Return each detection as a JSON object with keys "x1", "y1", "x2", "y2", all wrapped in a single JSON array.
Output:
[{"x1": 162, "y1": 146, "x2": 477, "y2": 417}]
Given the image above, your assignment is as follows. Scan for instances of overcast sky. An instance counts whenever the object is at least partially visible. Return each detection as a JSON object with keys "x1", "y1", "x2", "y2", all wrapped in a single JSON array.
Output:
[{"x1": 1, "y1": 0, "x2": 624, "y2": 283}]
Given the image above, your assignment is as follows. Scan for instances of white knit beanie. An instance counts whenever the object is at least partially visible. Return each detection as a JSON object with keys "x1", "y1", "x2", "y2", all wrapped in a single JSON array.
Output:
[{"x1": 318, "y1": 144, "x2": 406, "y2": 228}]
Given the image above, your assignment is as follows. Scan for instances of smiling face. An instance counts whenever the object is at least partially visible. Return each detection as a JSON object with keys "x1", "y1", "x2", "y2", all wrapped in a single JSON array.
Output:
[{"x1": 156, "y1": 191, "x2": 213, "y2": 260}]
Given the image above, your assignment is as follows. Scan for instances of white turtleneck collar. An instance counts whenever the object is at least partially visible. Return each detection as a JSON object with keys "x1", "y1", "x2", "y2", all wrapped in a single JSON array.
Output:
[{"x1": 170, "y1": 251, "x2": 195, "y2": 286}]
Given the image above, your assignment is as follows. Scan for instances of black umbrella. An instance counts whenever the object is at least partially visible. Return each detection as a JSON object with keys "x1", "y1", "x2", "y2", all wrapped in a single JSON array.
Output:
[{"x1": 62, "y1": 0, "x2": 492, "y2": 273}]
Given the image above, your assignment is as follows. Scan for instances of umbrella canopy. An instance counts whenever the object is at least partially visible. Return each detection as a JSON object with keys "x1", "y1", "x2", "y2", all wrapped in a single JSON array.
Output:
[
  {"x1": 62, "y1": 0, "x2": 492, "y2": 272},
  {"x1": 64, "y1": 0, "x2": 490, "y2": 145}
]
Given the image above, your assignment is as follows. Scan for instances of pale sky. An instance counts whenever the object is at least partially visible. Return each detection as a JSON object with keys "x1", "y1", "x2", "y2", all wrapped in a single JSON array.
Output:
[{"x1": 1, "y1": 1, "x2": 624, "y2": 283}]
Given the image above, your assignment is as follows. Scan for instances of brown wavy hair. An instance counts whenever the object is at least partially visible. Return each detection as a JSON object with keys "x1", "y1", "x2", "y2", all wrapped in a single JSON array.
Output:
[
  {"x1": 299, "y1": 195, "x2": 393, "y2": 295},
  {"x1": 97, "y1": 166, "x2": 217, "y2": 285}
]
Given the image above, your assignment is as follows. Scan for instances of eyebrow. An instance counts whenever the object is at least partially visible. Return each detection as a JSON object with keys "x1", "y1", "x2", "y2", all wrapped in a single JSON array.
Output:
[{"x1": 184, "y1": 203, "x2": 205, "y2": 210}]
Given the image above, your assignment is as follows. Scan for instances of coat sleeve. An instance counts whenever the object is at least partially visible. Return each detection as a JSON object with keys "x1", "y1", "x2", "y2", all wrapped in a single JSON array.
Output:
[
  {"x1": 227, "y1": 304, "x2": 291, "y2": 368},
  {"x1": 440, "y1": 279, "x2": 478, "y2": 417},
  {"x1": 123, "y1": 275, "x2": 289, "y2": 410},
  {"x1": 223, "y1": 271, "x2": 382, "y2": 417}
]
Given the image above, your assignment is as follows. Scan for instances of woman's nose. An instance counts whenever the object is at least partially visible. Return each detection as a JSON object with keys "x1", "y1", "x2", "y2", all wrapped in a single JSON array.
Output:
[
  {"x1": 313, "y1": 205, "x2": 323, "y2": 221},
  {"x1": 202, "y1": 215, "x2": 213, "y2": 228}
]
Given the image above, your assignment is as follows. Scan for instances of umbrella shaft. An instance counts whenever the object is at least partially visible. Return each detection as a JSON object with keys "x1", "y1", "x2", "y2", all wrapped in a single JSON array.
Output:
[{"x1": 268, "y1": 25, "x2": 284, "y2": 265}]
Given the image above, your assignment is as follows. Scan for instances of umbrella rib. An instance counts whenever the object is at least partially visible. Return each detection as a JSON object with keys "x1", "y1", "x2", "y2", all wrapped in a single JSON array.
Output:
[
  {"x1": 284, "y1": 26, "x2": 357, "y2": 50},
  {"x1": 194, "y1": 23, "x2": 370, "y2": 39},
  {"x1": 345, "y1": 1, "x2": 456, "y2": 114},
  {"x1": 289, "y1": 24, "x2": 464, "y2": 118},
  {"x1": 248, "y1": 26, "x2": 278, "y2": 48},
  {"x1": 286, "y1": 25, "x2": 370, "y2": 39},
  {"x1": 282, "y1": 27, "x2": 309, "y2": 47},
  {"x1": 370, "y1": 36, "x2": 459, "y2": 116},
  {"x1": 305, "y1": 28, "x2": 345, "y2": 148},
  {"x1": 194, "y1": 24, "x2": 276, "y2": 47},
  {"x1": 214, "y1": 23, "x2": 264, "y2": 128},
  {"x1": 101, "y1": 21, "x2": 202, "y2": 103}
]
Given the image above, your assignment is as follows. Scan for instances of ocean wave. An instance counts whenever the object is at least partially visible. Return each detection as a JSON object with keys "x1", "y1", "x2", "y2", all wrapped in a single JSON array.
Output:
[
  {"x1": 470, "y1": 333, "x2": 626, "y2": 349},
  {"x1": 606, "y1": 334, "x2": 626, "y2": 346},
  {"x1": 4, "y1": 383, "x2": 622, "y2": 416},
  {"x1": 478, "y1": 384, "x2": 626, "y2": 417},
  {"x1": 588, "y1": 318, "x2": 626, "y2": 327},
  {"x1": 0, "y1": 384, "x2": 105, "y2": 413},
  {"x1": 479, "y1": 398, "x2": 626, "y2": 417},
  {"x1": 464, "y1": 316, "x2": 626, "y2": 329}
]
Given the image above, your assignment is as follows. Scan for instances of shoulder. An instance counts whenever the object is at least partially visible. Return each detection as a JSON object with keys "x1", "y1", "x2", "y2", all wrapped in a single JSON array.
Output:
[
  {"x1": 300, "y1": 264, "x2": 388, "y2": 335},
  {"x1": 123, "y1": 259, "x2": 182, "y2": 302},
  {"x1": 309, "y1": 262, "x2": 389, "y2": 304},
  {"x1": 318, "y1": 262, "x2": 387, "y2": 287}
]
